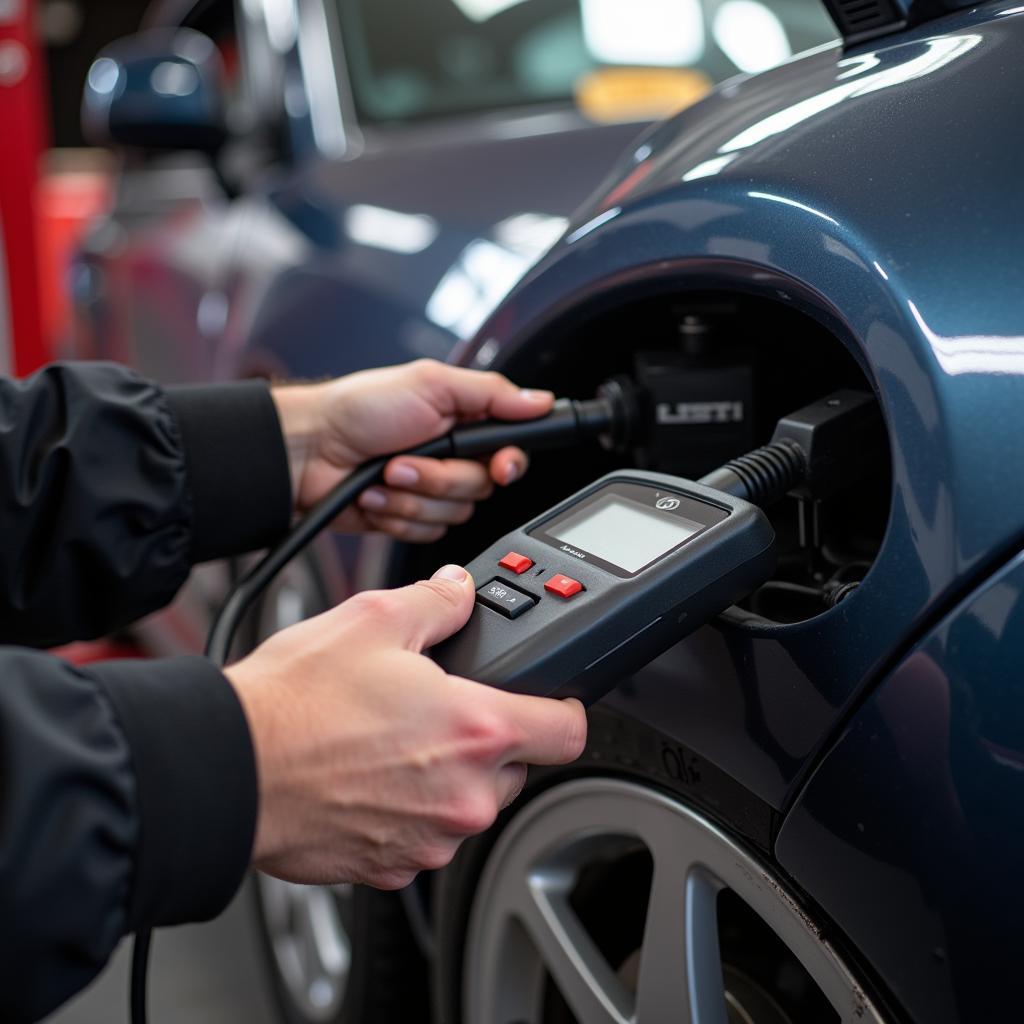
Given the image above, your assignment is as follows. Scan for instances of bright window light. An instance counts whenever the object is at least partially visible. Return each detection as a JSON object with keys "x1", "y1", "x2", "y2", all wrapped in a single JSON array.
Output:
[
  {"x1": 427, "y1": 240, "x2": 530, "y2": 339},
  {"x1": 712, "y1": 1, "x2": 791, "y2": 74},
  {"x1": 262, "y1": 0, "x2": 298, "y2": 53},
  {"x1": 87, "y1": 57, "x2": 120, "y2": 95},
  {"x1": 582, "y1": 0, "x2": 704, "y2": 67},
  {"x1": 682, "y1": 153, "x2": 737, "y2": 181},
  {"x1": 451, "y1": 0, "x2": 529, "y2": 21},
  {"x1": 493, "y1": 212, "x2": 568, "y2": 254},
  {"x1": 345, "y1": 205, "x2": 439, "y2": 255},
  {"x1": 151, "y1": 61, "x2": 199, "y2": 98}
]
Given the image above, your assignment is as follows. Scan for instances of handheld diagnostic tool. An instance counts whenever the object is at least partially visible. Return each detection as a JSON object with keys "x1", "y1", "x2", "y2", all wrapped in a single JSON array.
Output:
[{"x1": 431, "y1": 470, "x2": 776, "y2": 704}]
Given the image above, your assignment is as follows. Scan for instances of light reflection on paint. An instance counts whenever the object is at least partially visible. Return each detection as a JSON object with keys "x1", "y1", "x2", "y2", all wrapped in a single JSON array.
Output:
[
  {"x1": 427, "y1": 213, "x2": 569, "y2": 339},
  {"x1": 151, "y1": 61, "x2": 198, "y2": 98},
  {"x1": 680, "y1": 34, "x2": 981, "y2": 184},
  {"x1": 297, "y1": 0, "x2": 348, "y2": 157},
  {"x1": 451, "y1": 0, "x2": 528, "y2": 20},
  {"x1": 713, "y1": 0, "x2": 791, "y2": 74},
  {"x1": 835, "y1": 53, "x2": 881, "y2": 80},
  {"x1": 683, "y1": 154, "x2": 737, "y2": 181},
  {"x1": 263, "y1": 0, "x2": 298, "y2": 52},
  {"x1": 345, "y1": 205, "x2": 439, "y2": 254},
  {"x1": 908, "y1": 301, "x2": 1024, "y2": 376},
  {"x1": 748, "y1": 191, "x2": 838, "y2": 226},
  {"x1": 87, "y1": 57, "x2": 120, "y2": 95},
  {"x1": 566, "y1": 207, "x2": 621, "y2": 244},
  {"x1": 720, "y1": 35, "x2": 981, "y2": 154}
]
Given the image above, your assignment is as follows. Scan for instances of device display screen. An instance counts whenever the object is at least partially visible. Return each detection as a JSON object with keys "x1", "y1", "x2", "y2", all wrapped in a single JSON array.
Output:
[{"x1": 547, "y1": 494, "x2": 704, "y2": 573}]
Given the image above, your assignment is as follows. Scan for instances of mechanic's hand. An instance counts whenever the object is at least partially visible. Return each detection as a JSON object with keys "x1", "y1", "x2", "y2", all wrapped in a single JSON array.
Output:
[
  {"x1": 271, "y1": 359, "x2": 555, "y2": 542},
  {"x1": 226, "y1": 564, "x2": 587, "y2": 888}
]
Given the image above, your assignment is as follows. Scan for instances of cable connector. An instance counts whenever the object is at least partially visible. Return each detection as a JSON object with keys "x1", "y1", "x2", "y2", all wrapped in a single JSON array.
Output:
[
  {"x1": 448, "y1": 387, "x2": 634, "y2": 458},
  {"x1": 698, "y1": 390, "x2": 884, "y2": 507},
  {"x1": 699, "y1": 439, "x2": 806, "y2": 506},
  {"x1": 769, "y1": 389, "x2": 885, "y2": 501}
]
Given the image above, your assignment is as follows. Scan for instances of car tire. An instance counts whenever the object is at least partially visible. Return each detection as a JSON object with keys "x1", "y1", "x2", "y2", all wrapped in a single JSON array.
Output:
[
  {"x1": 253, "y1": 879, "x2": 428, "y2": 1024},
  {"x1": 244, "y1": 551, "x2": 430, "y2": 1024},
  {"x1": 433, "y1": 705, "x2": 885, "y2": 1024}
]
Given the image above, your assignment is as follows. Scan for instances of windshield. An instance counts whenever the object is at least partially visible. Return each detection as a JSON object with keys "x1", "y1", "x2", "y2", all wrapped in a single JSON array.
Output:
[{"x1": 334, "y1": 0, "x2": 837, "y2": 124}]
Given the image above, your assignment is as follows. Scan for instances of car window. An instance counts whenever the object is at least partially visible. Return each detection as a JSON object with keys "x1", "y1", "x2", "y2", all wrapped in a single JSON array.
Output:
[{"x1": 334, "y1": 0, "x2": 837, "y2": 123}]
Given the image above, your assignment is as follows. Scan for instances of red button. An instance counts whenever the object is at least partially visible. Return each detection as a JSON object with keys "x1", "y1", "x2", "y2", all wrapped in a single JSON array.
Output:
[
  {"x1": 545, "y1": 574, "x2": 583, "y2": 598},
  {"x1": 498, "y1": 551, "x2": 533, "y2": 575}
]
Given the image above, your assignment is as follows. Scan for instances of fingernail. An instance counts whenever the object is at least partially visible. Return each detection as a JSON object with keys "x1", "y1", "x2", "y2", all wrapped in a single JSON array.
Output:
[
  {"x1": 389, "y1": 463, "x2": 419, "y2": 487},
  {"x1": 432, "y1": 564, "x2": 468, "y2": 583},
  {"x1": 360, "y1": 487, "x2": 387, "y2": 510},
  {"x1": 520, "y1": 388, "x2": 554, "y2": 403},
  {"x1": 505, "y1": 461, "x2": 521, "y2": 485}
]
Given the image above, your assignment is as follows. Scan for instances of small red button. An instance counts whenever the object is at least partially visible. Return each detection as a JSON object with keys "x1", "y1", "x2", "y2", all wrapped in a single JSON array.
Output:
[
  {"x1": 498, "y1": 551, "x2": 533, "y2": 575},
  {"x1": 544, "y1": 574, "x2": 584, "y2": 598}
]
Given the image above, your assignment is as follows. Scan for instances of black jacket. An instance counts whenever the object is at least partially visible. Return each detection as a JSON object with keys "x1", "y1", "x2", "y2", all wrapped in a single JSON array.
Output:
[{"x1": 0, "y1": 363, "x2": 292, "y2": 1022}]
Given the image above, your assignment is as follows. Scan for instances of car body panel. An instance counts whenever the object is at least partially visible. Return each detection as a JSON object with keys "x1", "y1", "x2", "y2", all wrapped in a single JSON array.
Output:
[
  {"x1": 451, "y1": 2, "x2": 1024, "y2": 811},
  {"x1": 234, "y1": 115, "x2": 644, "y2": 380},
  {"x1": 776, "y1": 546, "x2": 1024, "y2": 1023}
]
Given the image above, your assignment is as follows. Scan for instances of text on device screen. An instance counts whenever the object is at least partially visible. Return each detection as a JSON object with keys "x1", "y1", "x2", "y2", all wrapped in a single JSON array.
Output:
[{"x1": 546, "y1": 494, "x2": 704, "y2": 573}]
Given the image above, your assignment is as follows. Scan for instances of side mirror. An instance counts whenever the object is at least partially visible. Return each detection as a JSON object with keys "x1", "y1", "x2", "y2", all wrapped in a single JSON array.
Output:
[{"x1": 82, "y1": 28, "x2": 227, "y2": 154}]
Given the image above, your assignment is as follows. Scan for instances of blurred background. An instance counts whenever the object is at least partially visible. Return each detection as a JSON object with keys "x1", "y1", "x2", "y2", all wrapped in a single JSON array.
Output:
[{"x1": 5, "y1": 0, "x2": 836, "y2": 383}]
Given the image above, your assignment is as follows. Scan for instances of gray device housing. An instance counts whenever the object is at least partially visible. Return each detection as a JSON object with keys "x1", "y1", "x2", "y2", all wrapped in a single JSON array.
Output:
[{"x1": 431, "y1": 470, "x2": 777, "y2": 704}]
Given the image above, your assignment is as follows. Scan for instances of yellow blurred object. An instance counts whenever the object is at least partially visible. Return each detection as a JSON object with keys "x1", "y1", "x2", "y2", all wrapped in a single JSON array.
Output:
[{"x1": 575, "y1": 67, "x2": 713, "y2": 123}]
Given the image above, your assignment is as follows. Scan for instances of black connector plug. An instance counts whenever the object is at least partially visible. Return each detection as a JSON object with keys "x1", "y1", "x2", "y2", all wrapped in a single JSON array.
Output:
[
  {"x1": 769, "y1": 389, "x2": 885, "y2": 500},
  {"x1": 448, "y1": 386, "x2": 635, "y2": 458},
  {"x1": 699, "y1": 390, "x2": 884, "y2": 507},
  {"x1": 699, "y1": 439, "x2": 806, "y2": 507}
]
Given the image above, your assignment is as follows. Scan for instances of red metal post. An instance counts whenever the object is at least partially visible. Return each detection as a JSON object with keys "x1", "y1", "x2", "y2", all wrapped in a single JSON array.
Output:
[{"x1": 0, "y1": 0, "x2": 49, "y2": 376}]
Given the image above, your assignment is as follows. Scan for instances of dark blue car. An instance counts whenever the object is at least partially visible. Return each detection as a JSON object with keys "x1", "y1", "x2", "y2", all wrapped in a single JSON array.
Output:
[{"x1": 76, "y1": 0, "x2": 1021, "y2": 1022}]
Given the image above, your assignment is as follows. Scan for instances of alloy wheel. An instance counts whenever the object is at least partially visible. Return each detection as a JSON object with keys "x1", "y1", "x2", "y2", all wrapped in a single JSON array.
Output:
[
  {"x1": 257, "y1": 877, "x2": 354, "y2": 1021},
  {"x1": 464, "y1": 778, "x2": 884, "y2": 1024}
]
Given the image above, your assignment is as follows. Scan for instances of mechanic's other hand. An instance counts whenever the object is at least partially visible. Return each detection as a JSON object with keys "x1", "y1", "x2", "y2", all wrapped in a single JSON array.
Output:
[
  {"x1": 226, "y1": 564, "x2": 587, "y2": 888},
  {"x1": 271, "y1": 360, "x2": 555, "y2": 542}
]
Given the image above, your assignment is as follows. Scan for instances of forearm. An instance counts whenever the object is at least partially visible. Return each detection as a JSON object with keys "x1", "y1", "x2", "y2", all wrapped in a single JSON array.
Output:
[{"x1": 0, "y1": 648, "x2": 257, "y2": 1022}]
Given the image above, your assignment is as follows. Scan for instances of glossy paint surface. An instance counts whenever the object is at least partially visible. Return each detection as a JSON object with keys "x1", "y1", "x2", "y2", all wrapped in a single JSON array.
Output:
[
  {"x1": 238, "y1": 116, "x2": 643, "y2": 380},
  {"x1": 456, "y1": 1, "x2": 1024, "y2": 811},
  {"x1": 776, "y1": 548, "x2": 1024, "y2": 1023}
]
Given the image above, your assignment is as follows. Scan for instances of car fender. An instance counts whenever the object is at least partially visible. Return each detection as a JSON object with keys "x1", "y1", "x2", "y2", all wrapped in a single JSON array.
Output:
[
  {"x1": 447, "y1": 4, "x2": 1024, "y2": 810},
  {"x1": 775, "y1": 546, "x2": 1024, "y2": 1024}
]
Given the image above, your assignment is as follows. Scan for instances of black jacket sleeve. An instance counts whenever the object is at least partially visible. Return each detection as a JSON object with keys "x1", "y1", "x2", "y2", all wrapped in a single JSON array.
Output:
[
  {"x1": 0, "y1": 361, "x2": 292, "y2": 647},
  {"x1": 0, "y1": 363, "x2": 293, "y2": 1021},
  {"x1": 0, "y1": 652, "x2": 258, "y2": 1023}
]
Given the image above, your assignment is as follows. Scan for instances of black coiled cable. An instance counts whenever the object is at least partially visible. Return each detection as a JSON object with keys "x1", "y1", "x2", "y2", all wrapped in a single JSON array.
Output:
[{"x1": 698, "y1": 438, "x2": 806, "y2": 507}]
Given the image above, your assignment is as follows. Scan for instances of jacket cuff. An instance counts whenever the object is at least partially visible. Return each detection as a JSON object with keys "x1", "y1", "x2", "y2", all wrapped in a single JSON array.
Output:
[
  {"x1": 164, "y1": 381, "x2": 292, "y2": 563},
  {"x1": 89, "y1": 657, "x2": 258, "y2": 931}
]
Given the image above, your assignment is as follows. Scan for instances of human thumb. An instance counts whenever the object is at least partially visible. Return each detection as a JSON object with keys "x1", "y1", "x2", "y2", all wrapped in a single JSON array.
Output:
[{"x1": 395, "y1": 564, "x2": 476, "y2": 652}]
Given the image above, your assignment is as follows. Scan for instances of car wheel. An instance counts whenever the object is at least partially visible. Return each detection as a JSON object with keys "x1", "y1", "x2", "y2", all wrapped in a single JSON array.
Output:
[
  {"x1": 247, "y1": 553, "x2": 429, "y2": 1024},
  {"x1": 434, "y1": 709, "x2": 886, "y2": 1024}
]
